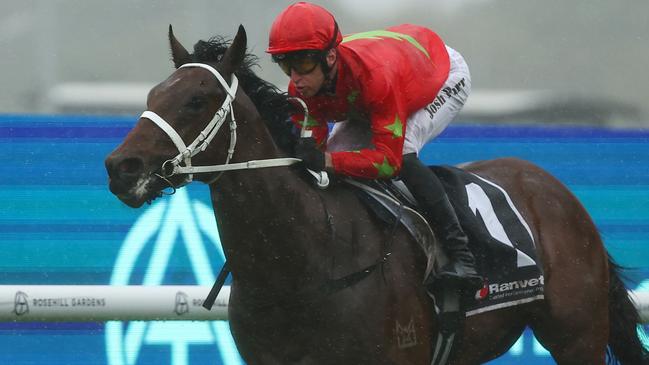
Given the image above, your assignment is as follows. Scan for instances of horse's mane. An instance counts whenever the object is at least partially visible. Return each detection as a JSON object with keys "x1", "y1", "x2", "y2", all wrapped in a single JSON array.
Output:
[{"x1": 190, "y1": 36, "x2": 297, "y2": 154}]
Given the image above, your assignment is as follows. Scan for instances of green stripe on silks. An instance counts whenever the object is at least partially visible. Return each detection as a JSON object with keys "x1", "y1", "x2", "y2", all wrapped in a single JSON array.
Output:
[{"x1": 342, "y1": 30, "x2": 430, "y2": 59}]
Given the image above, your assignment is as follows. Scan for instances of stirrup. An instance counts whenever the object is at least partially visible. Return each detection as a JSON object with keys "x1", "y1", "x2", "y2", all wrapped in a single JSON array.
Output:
[{"x1": 435, "y1": 266, "x2": 483, "y2": 291}]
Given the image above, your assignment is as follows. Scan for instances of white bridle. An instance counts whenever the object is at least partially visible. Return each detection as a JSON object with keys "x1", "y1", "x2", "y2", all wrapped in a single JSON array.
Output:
[{"x1": 140, "y1": 62, "x2": 329, "y2": 188}]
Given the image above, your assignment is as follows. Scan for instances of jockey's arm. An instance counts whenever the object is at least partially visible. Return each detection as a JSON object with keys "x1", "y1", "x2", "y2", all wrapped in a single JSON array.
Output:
[
  {"x1": 328, "y1": 108, "x2": 407, "y2": 179},
  {"x1": 327, "y1": 80, "x2": 408, "y2": 179}
]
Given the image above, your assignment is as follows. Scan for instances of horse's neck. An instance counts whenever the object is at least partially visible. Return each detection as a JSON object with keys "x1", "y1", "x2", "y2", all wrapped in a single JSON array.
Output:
[{"x1": 208, "y1": 104, "x2": 330, "y2": 290}]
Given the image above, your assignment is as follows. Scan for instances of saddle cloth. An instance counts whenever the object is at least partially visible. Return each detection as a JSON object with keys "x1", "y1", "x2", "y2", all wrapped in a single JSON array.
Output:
[{"x1": 351, "y1": 165, "x2": 545, "y2": 316}]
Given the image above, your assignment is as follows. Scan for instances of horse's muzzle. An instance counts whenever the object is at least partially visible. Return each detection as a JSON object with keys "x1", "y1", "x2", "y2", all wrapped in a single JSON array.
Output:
[{"x1": 105, "y1": 154, "x2": 151, "y2": 207}]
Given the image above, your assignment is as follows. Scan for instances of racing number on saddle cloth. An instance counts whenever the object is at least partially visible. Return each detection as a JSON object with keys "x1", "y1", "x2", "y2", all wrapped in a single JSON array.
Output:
[
  {"x1": 460, "y1": 172, "x2": 538, "y2": 271},
  {"x1": 465, "y1": 181, "x2": 536, "y2": 268},
  {"x1": 431, "y1": 166, "x2": 542, "y2": 304}
]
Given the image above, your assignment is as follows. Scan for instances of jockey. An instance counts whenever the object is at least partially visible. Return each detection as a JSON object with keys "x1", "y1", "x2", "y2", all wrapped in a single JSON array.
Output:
[{"x1": 267, "y1": 2, "x2": 482, "y2": 291}]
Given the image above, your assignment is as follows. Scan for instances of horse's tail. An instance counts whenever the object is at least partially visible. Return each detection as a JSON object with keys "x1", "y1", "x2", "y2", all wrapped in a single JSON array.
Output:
[{"x1": 607, "y1": 257, "x2": 649, "y2": 364}]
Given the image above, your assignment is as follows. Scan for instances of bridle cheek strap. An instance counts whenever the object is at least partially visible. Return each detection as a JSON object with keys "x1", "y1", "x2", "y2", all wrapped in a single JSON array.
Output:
[
  {"x1": 141, "y1": 110, "x2": 194, "y2": 181},
  {"x1": 141, "y1": 111, "x2": 188, "y2": 153}
]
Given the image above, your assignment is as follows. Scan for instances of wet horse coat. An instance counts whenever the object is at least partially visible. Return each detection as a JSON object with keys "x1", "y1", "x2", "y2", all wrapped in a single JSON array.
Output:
[{"x1": 105, "y1": 25, "x2": 648, "y2": 364}]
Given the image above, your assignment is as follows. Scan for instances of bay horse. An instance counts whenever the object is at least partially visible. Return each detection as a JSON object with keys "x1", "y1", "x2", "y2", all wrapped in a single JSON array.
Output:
[{"x1": 104, "y1": 25, "x2": 648, "y2": 364}]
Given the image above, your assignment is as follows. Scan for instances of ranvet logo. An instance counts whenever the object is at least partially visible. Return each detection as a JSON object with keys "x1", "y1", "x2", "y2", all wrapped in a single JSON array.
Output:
[{"x1": 105, "y1": 188, "x2": 243, "y2": 365}]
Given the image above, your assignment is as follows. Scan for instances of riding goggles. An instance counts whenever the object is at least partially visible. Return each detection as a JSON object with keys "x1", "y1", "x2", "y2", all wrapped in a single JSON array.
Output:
[{"x1": 272, "y1": 50, "x2": 324, "y2": 76}]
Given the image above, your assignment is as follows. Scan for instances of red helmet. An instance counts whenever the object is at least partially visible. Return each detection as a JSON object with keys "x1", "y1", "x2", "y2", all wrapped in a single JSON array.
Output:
[{"x1": 266, "y1": 2, "x2": 342, "y2": 55}]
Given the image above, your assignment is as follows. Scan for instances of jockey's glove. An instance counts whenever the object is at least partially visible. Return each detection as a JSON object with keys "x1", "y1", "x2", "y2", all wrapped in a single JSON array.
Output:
[{"x1": 295, "y1": 137, "x2": 325, "y2": 171}]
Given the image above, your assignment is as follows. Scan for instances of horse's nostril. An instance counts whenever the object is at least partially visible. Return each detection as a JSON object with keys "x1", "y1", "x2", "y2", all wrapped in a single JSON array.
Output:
[{"x1": 116, "y1": 157, "x2": 144, "y2": 179}]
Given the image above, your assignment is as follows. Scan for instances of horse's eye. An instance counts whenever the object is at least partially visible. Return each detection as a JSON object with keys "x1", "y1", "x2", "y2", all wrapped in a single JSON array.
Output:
[{"x1": 186, "y1": 96, "x2": 206, "y2": 110}]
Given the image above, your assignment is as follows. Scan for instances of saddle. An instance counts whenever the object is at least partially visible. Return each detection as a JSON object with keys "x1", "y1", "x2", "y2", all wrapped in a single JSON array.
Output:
[{"x1": 345, "y1": 178, "x2": 445, "y2": 283}]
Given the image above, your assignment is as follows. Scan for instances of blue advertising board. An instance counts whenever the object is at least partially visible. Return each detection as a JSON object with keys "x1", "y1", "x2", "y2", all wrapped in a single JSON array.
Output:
[{"x1": 1, "y1": 114, "x2": 648, "y2": 364}]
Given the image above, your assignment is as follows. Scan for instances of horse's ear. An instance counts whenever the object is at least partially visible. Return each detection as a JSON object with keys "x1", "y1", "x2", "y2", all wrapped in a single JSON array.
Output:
[
  {"x1": 168, "y1": 25, "x2": 192, "y2": 68},
  {"x1": 221, "y1": 25, "x2": 247, "y2": 76}
]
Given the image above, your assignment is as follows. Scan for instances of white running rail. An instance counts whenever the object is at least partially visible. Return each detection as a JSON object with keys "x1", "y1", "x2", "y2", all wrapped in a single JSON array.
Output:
[
  {"x1": 0, "y1": 285, "x2": 647, "y2": 323},
  {"x1": 0, "y1": 285, "x2": 229, "y2": 321}
]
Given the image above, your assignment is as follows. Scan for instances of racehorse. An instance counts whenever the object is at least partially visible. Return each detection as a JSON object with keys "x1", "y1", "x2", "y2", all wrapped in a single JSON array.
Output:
[{"x1": 104, "y1": 25, "x2": 648, "y2": 364}]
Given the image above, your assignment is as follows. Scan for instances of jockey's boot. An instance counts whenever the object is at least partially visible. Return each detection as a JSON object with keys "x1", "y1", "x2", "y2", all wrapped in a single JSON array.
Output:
[
  {"x1": 424, "y1": 194, "x2": 484, "y2": 291},
  {"x1": 400, "y1": 153, "x2": 483, "y2": 292}
]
